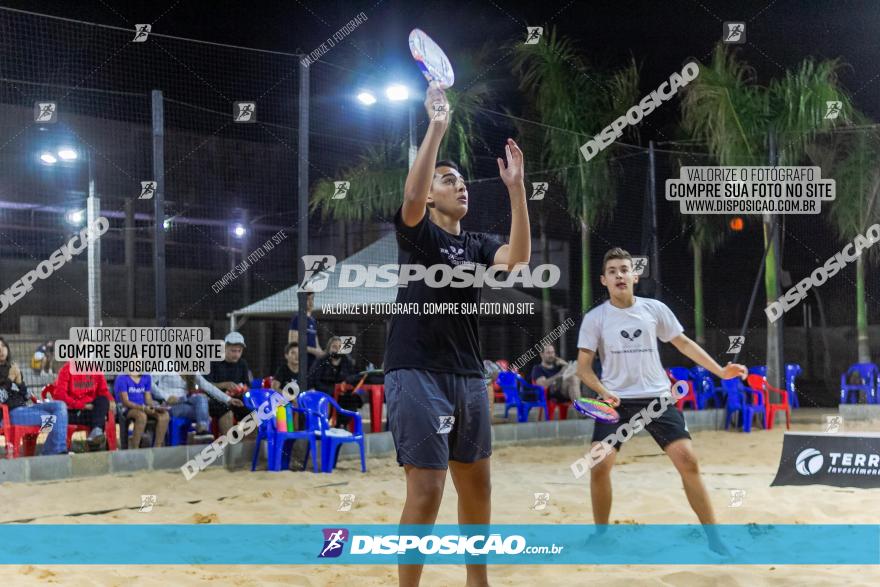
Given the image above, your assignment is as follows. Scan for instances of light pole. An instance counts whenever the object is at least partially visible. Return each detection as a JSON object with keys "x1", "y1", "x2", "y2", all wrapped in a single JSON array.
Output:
[
  {"x1": 39, "y1": 145, "x2": 101, "y2": 327},
  {"x1": 357, "y1": 84, "x2": 416, "y2": 168}
]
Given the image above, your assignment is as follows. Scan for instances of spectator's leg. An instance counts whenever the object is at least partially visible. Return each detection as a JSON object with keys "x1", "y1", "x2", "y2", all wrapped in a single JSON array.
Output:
[
  {"x1": 153, "y1": 411, "x2": 170, "y2": 447},
  {"x1": 129, "y1": 410, "x2": 147, "y2": 448},
  {"x1": 90, "y1": 396, "x2": 110, "y2": 431},
  {"x1": 188, "y1": 395, "x2": 211, "y2": 431},
  {"x1": 9, "y1": 402, "x2": 69, "y2": 455},
  {"x1": 42, "y1": 401, "x2": 69, "y2": 455},
  {"x1": 216, "y1": 410, "x2": 234, "y2": 435}
]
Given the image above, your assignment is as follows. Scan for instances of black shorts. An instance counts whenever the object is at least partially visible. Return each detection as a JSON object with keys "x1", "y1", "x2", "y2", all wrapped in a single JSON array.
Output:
[
  {"x1": 591, "y1": 397, "x2": 691, "y2": 451},
  {"x1": 385, "y1": 368, "x2": 491, "y2": 469}
]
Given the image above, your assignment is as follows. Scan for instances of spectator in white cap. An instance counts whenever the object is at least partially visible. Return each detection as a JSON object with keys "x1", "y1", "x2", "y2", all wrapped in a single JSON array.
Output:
[{"x1": 206, "y1": 331, "x2": 253, "y2": 434}]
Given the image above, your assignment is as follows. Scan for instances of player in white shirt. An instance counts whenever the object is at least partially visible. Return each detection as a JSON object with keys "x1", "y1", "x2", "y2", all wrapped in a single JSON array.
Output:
[{"x1": 576, "y1": 247, "x2": 746, "y2": 554}]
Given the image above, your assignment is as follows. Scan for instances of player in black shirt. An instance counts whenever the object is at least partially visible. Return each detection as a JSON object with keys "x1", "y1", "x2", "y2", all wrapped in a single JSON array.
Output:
[{"x1": 384, "y1": 83, "x2": 531, "y2": 587}]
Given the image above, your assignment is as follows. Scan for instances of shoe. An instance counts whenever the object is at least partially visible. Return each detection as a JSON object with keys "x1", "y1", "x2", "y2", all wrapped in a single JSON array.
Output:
[
  {"x1": 192, "y1": 428, "x2": 214, "y2": 443},
  {"x1": 87, "y1": 427, "x2": 105, "y2": 449}
]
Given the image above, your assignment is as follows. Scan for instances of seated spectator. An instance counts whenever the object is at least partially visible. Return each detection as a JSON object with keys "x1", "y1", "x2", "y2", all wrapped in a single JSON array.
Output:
[
  {"x1": 271, "y1": 341, "x2": 300, "y2": 392},
  {"x1": 308, "y1": 337, "x2": 359, "y2": 428},
  {"x1": 151, "y1": 372, "x2": 242, "y2": 442},
  {"x1": 54, "y1": 360, "x2": 114, "y2": 450},
  {"x1": 206, "y1": 332, "x2": 253, "y2": 434},
  {"x1": 0, "y1": 336, "x2": 68, "y2": 455},
  {"x1": 531, "y1": 344, "x2": 580, "y2": 402},
  {"x1": 114, "y1": 372, "x2": 169, "y2": 448},
  {"x1": 307, "y1": 336, "x2": 356, "y2": 395},
  {"x1": 31, "y1": 339, "x2": 56, "y2": 376}
]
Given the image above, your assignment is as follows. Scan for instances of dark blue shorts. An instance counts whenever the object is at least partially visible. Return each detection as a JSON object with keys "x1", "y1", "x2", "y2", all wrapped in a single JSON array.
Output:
[{"x1": 385, "y1": 368, "x2": 492, "y2": 469}]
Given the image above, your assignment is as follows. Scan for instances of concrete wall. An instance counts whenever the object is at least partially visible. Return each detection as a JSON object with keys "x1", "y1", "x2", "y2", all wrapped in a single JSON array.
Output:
[{"x1": 0, "y1": 410, "x2": 725, "y2": 484}]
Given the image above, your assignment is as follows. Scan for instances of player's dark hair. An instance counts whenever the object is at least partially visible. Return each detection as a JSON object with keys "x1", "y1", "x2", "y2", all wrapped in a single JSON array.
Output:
[
  {"x1": 602, "y1": 247, "x2": 633, "y2": 273},
  {"x1": 435, "y1": 160, "x2": 459, "y2": 173},
  {"x1": 284, "y1": 341, "x2": 298, "y2": 354}
]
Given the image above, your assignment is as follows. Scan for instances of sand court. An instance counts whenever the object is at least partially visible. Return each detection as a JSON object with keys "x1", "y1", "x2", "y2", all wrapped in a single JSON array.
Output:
[{"x1": 2, "y1": 411, "x2": 878, "y2": 585}]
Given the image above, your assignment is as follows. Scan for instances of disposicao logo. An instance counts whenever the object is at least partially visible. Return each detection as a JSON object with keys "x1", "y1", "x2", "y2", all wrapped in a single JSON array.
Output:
[{"x1": 319, "y1": 528, "x2": 349, "y2": 558}]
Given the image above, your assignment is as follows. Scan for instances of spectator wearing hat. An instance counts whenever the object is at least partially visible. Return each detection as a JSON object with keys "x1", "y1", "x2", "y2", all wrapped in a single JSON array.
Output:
[{"x1": 206, "y1": 331, "x2": 253, "y2": 434}]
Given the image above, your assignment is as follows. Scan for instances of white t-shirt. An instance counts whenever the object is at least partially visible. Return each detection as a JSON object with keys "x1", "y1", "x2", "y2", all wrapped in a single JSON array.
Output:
[{"x1": 577, "y1": 297, "x2": 684, "y2": 399}]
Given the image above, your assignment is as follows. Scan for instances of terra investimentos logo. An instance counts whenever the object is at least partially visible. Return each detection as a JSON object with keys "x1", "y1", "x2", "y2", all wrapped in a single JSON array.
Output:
[{"x1": 795, "y1": 448, "x2": 824, "y2": 476}]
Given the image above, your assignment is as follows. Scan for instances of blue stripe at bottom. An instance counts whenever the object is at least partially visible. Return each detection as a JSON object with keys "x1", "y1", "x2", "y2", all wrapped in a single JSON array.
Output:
[{"x1": 0, "y1": 525, "x2": 877, "y2": 565}]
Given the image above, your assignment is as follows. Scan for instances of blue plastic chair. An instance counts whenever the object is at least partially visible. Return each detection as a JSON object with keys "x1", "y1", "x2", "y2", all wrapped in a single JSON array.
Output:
[
  {"x1": 496, "y1": 371, "x2": 547, "y2": 422},
  {"x1": 298, "y1": 391, "x2": 366, "y2": 473},
  {"x1": 243, "y1": 389, "x2": 318, "y2": 473},
  {"x1": 840, "y1": 363, "x2": 879, "y2": 404},
  {"x1": 748, "y1": 366, "x2": 767, "y2": 377},
  {"x1": 722, "y1": 378, "x2": 765, "y2": 433},
  {"x1": 690, "y1": 366, "x2": 725, "y2": 409},
  {"x1": 166, "y1": 416, "x2": 195, "y2": 446},
  {"x1": 784, "y1": 364, "x2": 802, "y2": 409}
]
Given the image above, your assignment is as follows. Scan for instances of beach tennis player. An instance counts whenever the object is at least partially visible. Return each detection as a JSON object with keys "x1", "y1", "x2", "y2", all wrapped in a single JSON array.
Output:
[
  {"x1": 576, "y1": 247, "x2": 746, "y2": 554},
  {"x1": 383, "y1": 88, "x2": 531, "y2": 586}
]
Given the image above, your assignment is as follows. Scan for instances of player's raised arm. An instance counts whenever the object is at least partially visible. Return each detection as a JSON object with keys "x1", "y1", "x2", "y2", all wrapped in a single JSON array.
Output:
[
  {"x1": 492, "y1": 138, "x2": 531, "y2": 270},
  {"x1": 401, "y1": 84, "x2": 450, "y2": 227}
]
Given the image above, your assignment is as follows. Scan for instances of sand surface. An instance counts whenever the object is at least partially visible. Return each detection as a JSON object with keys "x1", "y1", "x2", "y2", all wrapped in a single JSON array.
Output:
[{"x1": 1, "y1": 411, "x2": 877, "y2": 586}]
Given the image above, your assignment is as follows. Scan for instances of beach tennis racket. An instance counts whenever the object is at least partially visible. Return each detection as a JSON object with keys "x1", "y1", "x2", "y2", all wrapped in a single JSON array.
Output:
[
  {"x1": 408, "y1": 28, "x2": 455, "y2": 88},
  {"x1": 573, "y1": 398, "x2": 620, "y2": 423}
]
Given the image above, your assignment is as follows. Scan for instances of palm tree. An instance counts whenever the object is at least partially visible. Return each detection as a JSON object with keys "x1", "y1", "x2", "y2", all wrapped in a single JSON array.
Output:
[
  {"x1": 808, "y1": 118, "x2": 880, "y2": 363},
  {"x1": 513, "y1": 27, "x2": 639, "y2": 312},
  {"x1": 681, "y1": 44, "x2": 852, "y2": 385}
]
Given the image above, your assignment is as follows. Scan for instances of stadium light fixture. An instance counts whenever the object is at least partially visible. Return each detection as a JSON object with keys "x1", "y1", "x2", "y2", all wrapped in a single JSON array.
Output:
[
  {"x1": 66, "y1": 209, "x2": 84, "y2": 225},
  {"x1": 385, "y1": 84, "x2": 409, "y2": 101},
  {"x1": 57, "y1": 147, "x2": 78, "y2": 161},
  {"x1": 357, "y1": 91, "x2": 377, "y2": 105}
]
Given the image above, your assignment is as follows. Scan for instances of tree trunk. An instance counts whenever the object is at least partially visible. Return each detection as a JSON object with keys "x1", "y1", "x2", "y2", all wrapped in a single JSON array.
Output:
[
  {"x1": 581, "y1": 216, "x2": 592, "y2": 313},
  {"x1": 693, "y1": 241, "x2": 705, "y2": 347},
  {"x1": 764, "y1": 213, "x2": 784, "y2": 388},
  {"x1": 540, "y1": 214, "x2": 552, "y2": 335},
  {"x1": 856, "y1": 254, "x2": 870, "y2": 363}
]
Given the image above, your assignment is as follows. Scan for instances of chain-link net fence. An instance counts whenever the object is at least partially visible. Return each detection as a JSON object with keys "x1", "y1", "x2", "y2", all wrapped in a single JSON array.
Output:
[{"x1": 0, "y1": 7, "x2": 878, "y2": 406}]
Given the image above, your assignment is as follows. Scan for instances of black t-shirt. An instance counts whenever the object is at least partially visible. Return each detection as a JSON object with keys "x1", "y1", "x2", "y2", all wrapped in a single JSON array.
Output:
[
  {"x1": 384, "y1": 207, "x2": 503, "y2": 377},
  {"x1": 530, "y1": 363, "x2": 562, "y2": 383},
  {"x1": 273, "y1": 364, "x2": 299, "y2": 389},
  {"x1": 208, "y1": 359, "x2": 251, "y2": 386}
]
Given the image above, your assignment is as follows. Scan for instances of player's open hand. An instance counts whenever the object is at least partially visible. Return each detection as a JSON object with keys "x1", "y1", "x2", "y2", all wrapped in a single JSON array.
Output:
[
  {"x1": 497, "y1": 138, "x2": 524, "y2": 188},
  {"x1": 720, "y1": 362, "x2": 747, "y2": 380}
]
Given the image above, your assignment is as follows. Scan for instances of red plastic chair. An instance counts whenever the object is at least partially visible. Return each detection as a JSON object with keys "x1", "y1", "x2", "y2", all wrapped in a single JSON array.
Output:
[
  {"x1": 746, "y1": 374, "x2": 791, "y2": 430},
  {"x1": 0, "y1": 403, "x2": 42, "y2": 458},
  {"x1": 42, "y1": 385, "x2": 117, "y2": 451},
  {"x1": 546, "y1": 399, "x2": 570, "y2": 421},
  {"x1": 532, "y1": 377, "x2": 570, "y2": 421},
  {"x1": 666, "y1": 369, "x2": 698, "y2": 411}
]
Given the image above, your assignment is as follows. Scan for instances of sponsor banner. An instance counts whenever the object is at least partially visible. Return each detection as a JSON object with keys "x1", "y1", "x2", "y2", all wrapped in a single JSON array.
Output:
[
  {"x1": 772, "y1": 431, "x2": 880, "y2": 488},
  {"x1": 0, "y1": 524, "x2": 878, "y2": 564}
]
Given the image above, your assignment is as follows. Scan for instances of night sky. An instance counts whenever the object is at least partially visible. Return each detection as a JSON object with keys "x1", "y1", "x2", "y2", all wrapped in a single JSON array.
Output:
[{"x1": 8, "y1": 0, "x2": 880, "y2": 123}]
